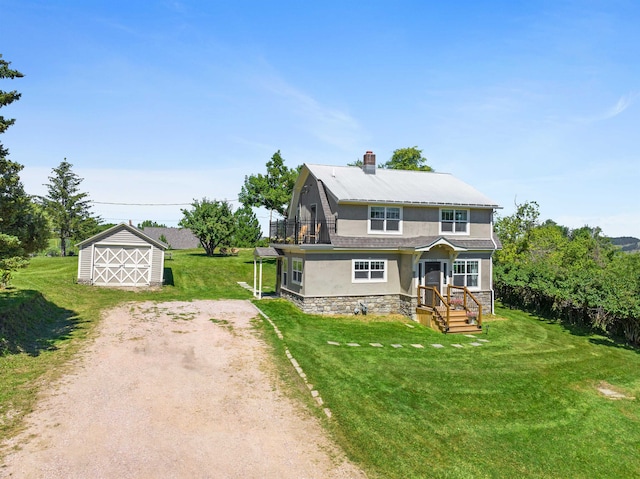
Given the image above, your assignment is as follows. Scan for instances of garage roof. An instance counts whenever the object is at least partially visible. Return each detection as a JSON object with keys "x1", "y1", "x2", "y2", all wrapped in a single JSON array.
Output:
[{"x1": 76, "y1": 223, "x2": 167, "y2": 250}]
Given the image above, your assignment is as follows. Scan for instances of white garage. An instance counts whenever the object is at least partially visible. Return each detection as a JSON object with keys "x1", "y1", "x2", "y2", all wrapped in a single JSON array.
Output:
[{"x1": 77, "y1": 223, "x2": 166, "y2": 287}]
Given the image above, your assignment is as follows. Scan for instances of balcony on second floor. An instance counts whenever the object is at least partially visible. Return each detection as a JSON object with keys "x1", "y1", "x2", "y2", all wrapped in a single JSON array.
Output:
[{"x1": 269, "y1": 218, "x2": 335, "y2": 245}]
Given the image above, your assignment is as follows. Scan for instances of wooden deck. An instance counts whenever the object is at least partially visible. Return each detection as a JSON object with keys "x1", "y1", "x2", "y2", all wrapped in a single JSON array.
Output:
[{"x1": 416, "y1": 285, "x2": 483, "y2": 334}]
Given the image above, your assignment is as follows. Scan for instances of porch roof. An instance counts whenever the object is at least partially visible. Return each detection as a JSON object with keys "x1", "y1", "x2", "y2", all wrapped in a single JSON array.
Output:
[
  {"x1": 253, "y1": 246, "x2": 283, "y2": 258},
  {"x1": 329, "y1": 235, "x2": 499, "y2": 251}
]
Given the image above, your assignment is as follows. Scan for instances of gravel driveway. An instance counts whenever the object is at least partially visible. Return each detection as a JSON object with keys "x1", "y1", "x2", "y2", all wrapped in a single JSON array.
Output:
[{"x1": 1, "y1": 300, "x2": 366, "y2": 479}]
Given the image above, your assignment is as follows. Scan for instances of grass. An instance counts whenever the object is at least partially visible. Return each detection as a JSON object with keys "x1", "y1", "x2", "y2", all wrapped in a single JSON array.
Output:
[
  {"x1": 2, "y1": 250, "x2": 639, "y2": 478},
  {"x1": 0, "y1": 248, "x2": 274, "y2": 439},
  {"x1": 255, "y1": 300, "x2": 640, "y2": 479}
]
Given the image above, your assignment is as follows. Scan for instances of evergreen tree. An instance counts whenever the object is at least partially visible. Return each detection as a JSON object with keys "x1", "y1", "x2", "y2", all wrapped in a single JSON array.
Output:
[
  {"x1": 0, "y1": 54, "x2": 48, "y2": 286},
  {"x1": 42, "y1": 160, "x2": 97, "y2": 256},
  {"x1": 238, "y1": 150, "x2": 298, "y2": 222},
  {"x1": 233, "y1": 205, "x2": 262, "y2": 247}
]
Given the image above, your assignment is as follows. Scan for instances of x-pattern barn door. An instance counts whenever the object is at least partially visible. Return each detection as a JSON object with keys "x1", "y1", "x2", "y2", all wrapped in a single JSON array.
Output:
[{"x1": 93, "y1": 245, "x2": 151, "y2": 286}]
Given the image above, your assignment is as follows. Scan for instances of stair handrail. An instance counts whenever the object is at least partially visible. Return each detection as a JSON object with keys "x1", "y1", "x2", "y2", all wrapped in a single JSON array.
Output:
[
  {"x1": 447, "y1": 285, "x2": 483, "y2": 327},
  {"x1": 417, "y1": 285, "x2": 450, "y2": 332}
]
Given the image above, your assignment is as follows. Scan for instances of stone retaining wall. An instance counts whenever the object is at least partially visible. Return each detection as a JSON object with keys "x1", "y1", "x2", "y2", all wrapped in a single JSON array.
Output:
[{"x1": 281, "y1": 289, "x2": 493, "y2": 319}]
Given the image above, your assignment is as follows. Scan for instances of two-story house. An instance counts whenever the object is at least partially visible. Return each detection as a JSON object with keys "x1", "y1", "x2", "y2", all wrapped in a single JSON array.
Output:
[{"x1": 266, "y1": 151, "x2": 501, "y2": 332}]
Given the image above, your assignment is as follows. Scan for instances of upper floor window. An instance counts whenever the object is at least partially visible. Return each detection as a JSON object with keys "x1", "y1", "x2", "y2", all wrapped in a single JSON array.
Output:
[
  {"x1": 369, "y1": 206, "x2": 402, "y2": 234},
  {"x1": 440, "y1": 208, "x2": 469, "y2": 234},
  {"x1": 353, "y1": 259, "x2": 387, "y2": 282},
  {"x1": 453, "y1": 259, "x2": 479, "y2": 288},
  {"x1": 292, "y1": 257, "x2": 303, "y2": 285}
]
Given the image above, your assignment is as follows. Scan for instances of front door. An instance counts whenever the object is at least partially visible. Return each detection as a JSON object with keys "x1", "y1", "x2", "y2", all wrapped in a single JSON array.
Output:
[{"x1": 418, "y1": 261, "x2": 443, "y2": 306}]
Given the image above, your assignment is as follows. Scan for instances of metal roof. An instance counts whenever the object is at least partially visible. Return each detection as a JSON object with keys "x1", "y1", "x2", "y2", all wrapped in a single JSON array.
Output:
[{"x1": 306, "y1": 164, "x2": 500, "y2": 208}]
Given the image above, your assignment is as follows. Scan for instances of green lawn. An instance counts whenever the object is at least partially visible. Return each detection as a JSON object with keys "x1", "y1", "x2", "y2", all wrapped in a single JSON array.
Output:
[
  {"x1": 0, "y1": 249, "x2": 273, "y2": 439},
  {"x1": 255, "y1": 300, "x2": 640, "y2": 479},
  {"x1": 2, "y1": 251, "x2": 639, "y2": 478}
]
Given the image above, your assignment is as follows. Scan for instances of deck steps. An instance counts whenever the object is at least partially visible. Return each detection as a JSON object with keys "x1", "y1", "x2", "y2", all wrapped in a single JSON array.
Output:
[{"x1": 431, "y1": 308, "x2": 482, "y2": 334}]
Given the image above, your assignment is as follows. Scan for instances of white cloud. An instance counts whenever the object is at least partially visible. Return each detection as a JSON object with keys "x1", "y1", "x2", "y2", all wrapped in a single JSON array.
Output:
[
  {"x1": 254, "y1": 68, "x2": 370, "y2": 151},
  {"x1": 602, "y1": 92, "x2": 638, "y2": 119}
]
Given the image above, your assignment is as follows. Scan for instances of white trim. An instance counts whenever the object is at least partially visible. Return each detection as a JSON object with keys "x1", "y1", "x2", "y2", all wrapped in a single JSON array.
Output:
[
  {"x1": 439, "y1": 208, "x2": 470, "y2": 236},
  {"x1": 416, "y1": 260, "x2": 449, "y2": 291},
  {"x1": 292, "y1": 257, "x2": 303, "y2": 285},
  {"x1": 282, "y1": 257, "x2": 289, "y2": 287},
  {"x1": 452, "y1": 258, "x2": 481, "y2": 291},
  {"x1": 368, "y1": 205, "x2": 403, "y2": 235},
  {"x1": 352, "y1": 259, "x2": 388, "y2": 283}
]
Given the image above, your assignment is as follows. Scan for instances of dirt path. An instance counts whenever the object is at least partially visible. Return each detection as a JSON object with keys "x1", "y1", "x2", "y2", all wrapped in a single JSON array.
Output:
[{"x1": 1, "y1": 300, "x2": 366, "y2": 479}]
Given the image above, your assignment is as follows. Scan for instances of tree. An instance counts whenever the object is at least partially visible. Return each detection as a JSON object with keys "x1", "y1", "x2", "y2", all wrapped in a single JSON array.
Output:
[
  {"x1": 179, "y1": 198, "x2": 236, "y2": 256},
  {"x1": 0, "y1": 55, "x2": 49, "y2": 286},
  {"x1": 238, "y1": 150, "x2": 298, "y2": 222},
  {"x1": 137, "y1": 220, "x2": 167, "y2": 229},
  {"x1": 381, "y1": 146, "x2": 433, "y2": 171},
  {"x1": 42, "y1": 160, "x2": 97, "y2": 256},
  {"x1": 232, "y1": 205, "x2": 262, "y2": 247},
  {"x1": 0, "y1": 54, "x2": 23, "y2": 156}
]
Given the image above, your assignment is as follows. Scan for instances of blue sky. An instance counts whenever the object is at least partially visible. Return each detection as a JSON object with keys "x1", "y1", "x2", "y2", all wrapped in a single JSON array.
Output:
[{"x1": 2, "y1": 0, "x2": 639, "y2": 237}]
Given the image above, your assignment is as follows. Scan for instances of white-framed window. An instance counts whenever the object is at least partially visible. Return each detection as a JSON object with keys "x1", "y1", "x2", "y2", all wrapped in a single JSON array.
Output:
[
  {"x1": 353, "y1": 259, "x2": 387, "y2": 282},
  {"x1": 282, "y1": 257, "x2": 288, "y2": 287},
  {"x1": 452, "y1": 259, "x2": 479, "y2": 288},
  {"x1": 292, "y1": 257, "x2": 303, "y2": 285},
  {"x1": 369, "y1": 206, "x2": 402, "y2": 233},
  {"x1": 440, "y1": 208, "x2": 469, "y2": 234}
]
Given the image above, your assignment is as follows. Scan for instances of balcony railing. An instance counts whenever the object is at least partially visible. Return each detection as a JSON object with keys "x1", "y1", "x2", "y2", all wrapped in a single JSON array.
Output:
[{"x1": 269, "y1": 219, "x2": 335, "y2": 245}]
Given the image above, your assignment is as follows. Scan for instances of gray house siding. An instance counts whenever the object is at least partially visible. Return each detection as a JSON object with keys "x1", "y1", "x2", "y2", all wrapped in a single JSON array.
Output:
[{"x1": 274, "y1": 161, "x2": 501, "y2": 319}]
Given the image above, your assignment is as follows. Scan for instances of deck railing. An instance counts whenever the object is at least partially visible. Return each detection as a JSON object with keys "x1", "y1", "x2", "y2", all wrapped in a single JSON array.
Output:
[
  {"x1": 417, "y1": 284, "x2": 483, "y2": 330},
  {"x1": 446, "y1": 285, "x2": 483, "y2": 327},
  {"x1": 269, "y1": 218, "x2": 335, "y2": 245}
]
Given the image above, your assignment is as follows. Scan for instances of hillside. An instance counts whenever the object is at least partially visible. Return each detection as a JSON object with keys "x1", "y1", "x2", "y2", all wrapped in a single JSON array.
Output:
[{"x1": 610, "y1": 236, "x2": 640, "y2": 253}]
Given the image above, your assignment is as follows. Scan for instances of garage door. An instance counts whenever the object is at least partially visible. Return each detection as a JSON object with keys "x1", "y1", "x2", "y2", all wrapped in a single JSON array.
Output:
[{"x1": 93, "y1": 245, "x2": 151, "y2": 286}]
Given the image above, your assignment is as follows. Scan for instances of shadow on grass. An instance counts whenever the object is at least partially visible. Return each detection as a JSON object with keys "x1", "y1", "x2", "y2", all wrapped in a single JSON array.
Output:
[
  {"x1": 502, "y1": 301, "x2": 639, "y2": 352},
  {"x1": 163, "y1": 267, "x2": 175, "y2": 286},
  {"x1": 0, "y1": 289, "x2": 81, "y2": 357},
  {"x1": 589, "y1": 336, "x2": 640, "y2": 353}
]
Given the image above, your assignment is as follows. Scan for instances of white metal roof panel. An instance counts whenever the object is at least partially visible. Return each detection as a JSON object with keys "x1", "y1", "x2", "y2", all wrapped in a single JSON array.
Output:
[{"x1": 306, "y1": 164, "x2": 500, "y2": 208}]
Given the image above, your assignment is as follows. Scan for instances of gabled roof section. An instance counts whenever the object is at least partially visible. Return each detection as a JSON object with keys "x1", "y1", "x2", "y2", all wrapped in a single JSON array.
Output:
[
  {"x1": 76, "y1": 223, "x2": 167, "y2": 250},
  {"x1": 415, "y1": 237, "x2": 467, "y2": 252},
  {"x1": 304, "y1": 164, "x2": 500, "y2": 208}
]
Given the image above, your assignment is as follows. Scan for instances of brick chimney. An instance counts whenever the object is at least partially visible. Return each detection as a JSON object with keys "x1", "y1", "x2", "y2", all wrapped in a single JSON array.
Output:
[{"x1": 363, "y1": 150, "x2": 376, "y2": 174}]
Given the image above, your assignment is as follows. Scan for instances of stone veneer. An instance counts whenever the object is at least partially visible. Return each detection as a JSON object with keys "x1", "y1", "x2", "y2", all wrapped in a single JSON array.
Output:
[{"x1": 281, "y1": 289, "x2": 493, "y2": 319}]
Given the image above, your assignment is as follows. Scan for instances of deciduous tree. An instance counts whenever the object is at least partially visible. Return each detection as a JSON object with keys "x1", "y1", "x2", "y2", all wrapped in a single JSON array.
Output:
[
  {"x1": 179, "y1": 198, "x2": 236, "y2": 256},
  {"x1": 381, "y1": 146, "x2": 433, "y2": 171},
  {"x1": 137, "y1": 220, "x2": 167, "y2": 229}
]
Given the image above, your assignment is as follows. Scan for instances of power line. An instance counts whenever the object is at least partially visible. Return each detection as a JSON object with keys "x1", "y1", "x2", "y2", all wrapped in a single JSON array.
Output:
[{"x1": 91, "y1": 198, "x2": 242, "y2": 206}]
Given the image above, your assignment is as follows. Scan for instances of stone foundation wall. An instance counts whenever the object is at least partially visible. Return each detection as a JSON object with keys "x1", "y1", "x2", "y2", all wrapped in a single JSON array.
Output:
[
  {"x1": 449, "y1": 290, "x2": 494, "y2": 314},
  {"x1": 281, "y1": 290, "x2": 418, "y2": 318},
  {"x1": 281, "y1": 289, "x2": 493, "y2": 319}
]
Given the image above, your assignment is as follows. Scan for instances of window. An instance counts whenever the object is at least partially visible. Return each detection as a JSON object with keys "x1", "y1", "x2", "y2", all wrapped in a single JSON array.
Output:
[
  {"x1": 292, "y1": 257, "x2": 303, "y2": 285},
  {"x1": 453, "y1": 259, "x2": 479, "y2": 288},
  {"x1": 369, "y1": 206, "x2": 401, "y2": 233},
  {"x1": 353, "y1": 259, "x2": 387, "y2": 282},
  {"x1": 282, "y1": 257, "x2": 288, "y2": 286},
  {"x1": 440, "y1": 209, "x2": 469, "y2": 234}
]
